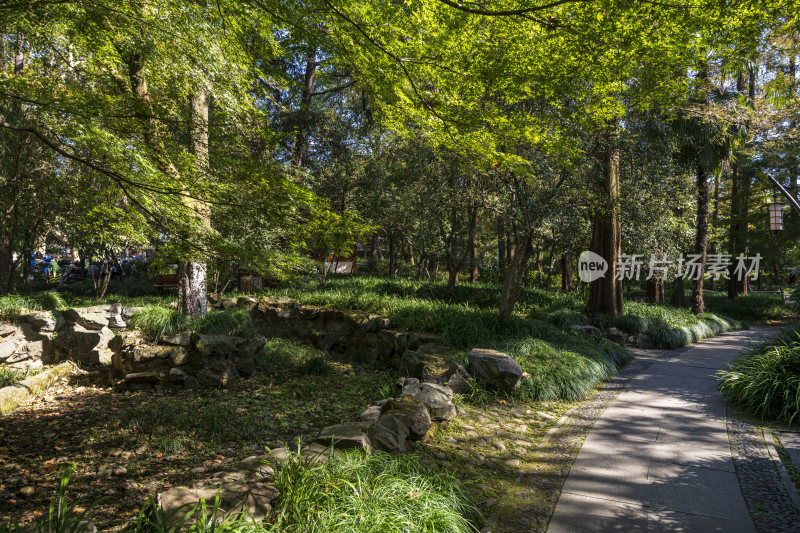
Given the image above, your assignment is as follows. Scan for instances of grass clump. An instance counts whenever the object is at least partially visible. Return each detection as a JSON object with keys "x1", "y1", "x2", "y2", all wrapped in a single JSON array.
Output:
[
  {"x1": 257, "y1": 338, "x2": 328, "y2": 375},
  {"x1": 0, "y1": 295, "x2": 40, "y2": 319},
  {"x1": 0, "y1": 366, "x2": 29, "y2": 388},
  {"x1": 193, "y1": 308, "x2": 253, "y2": 337},
  {"x1": 270, "y1": 449, "x2": 479, "y2": 533},
  {"x1": 704, "y1": 292, "x2": 786, "y2": 323},
  {"x1": 128, "y1": 306, "x2": 191, "y2": 341},
  {"x1": 718, "y1": 324, "x2": 800, "y2": 425},
  {"x1": 129, "y1": 306, "x2": 253, "y2": 340}
]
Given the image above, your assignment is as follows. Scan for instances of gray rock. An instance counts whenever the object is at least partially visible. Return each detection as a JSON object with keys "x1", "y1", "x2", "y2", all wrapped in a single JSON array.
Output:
[
  {"x1": 158, "y1": 483, "x2": 279, "y2": 524},
  {"x1": 161, "y1": 333, "x2": 193, "y2": 346},
  {"x1": 370, "y1": 414, "x2": 410, "y2": 453},
  {"x1": 360, "y1": 404, "x2": 382, "y2": 422},
  {"x1": 61, "y1": 307, "x2": 110, "y2": 330},
  {"x1": 569, "y1": 324, "x2": 602, "y2": 336},
  {"x1": 221, "y1": 298, "x2": 238, "y2": 309},
  {"x1": 441, "y1": 363, "x2": 473, "y2": 394},
  {"x1": 107, "y1": 315, "x2": 127, "y2": 329},
  {"x1": 125, "y1": 372, "x2": 160, "y2": 384},
  {"x1": 197, "y1": 361, "x2": 238, "y2": 388},
  {"x1": 53, "y1": 324, "x2": 116, "y2": 366},
  {"x1": 395, "y1": 377, "x2": 419, "y2": 396},
  {"x1": 236, "y1": 296, "x2": 258, "y2": 310},
  {"x1": 315, "y1": 423, "x2": 372, "y2": 452},
  {"x1": 122, "y1": 307, "x2": 142, "y2": 320},
  {"x1": 633, "y1": 332, "x2": 655, "y2": 349},
  {"x1": 0, "y1": 337, "x2": 22, "y2": 362},
  {"x1": 468, "y1": 348, "x2": 524, "y2": 393},
  {"x1": 194, "y1": 335, "x2": 237, "y2": 359},
  {"x1": 19, "y1": 311, "x2": 56, "y2": 333},
  {"x1": 605, "y1": 327, "x2": 627, "y2": 344},
  {"x1": 109, "y1": 303, "x2": 123, "y2": 315},
  {"x1": 405, "y1": 383, "x2": 456, "y2": 422},
  {"x1": 0, "y1": 323, "x2": 16, "y2": 337},
  {"x1": 381, "y1": 396, "x2": 432, "y2": 439}
]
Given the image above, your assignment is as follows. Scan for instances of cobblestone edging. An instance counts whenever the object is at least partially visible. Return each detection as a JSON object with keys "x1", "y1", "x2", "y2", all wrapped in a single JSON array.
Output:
[
  {"x1": 491, "y1": 348, "x2": 688, "y2": 533},
  {"x1": 727, "y1": 415, "x2": 800, "y2": 532}
]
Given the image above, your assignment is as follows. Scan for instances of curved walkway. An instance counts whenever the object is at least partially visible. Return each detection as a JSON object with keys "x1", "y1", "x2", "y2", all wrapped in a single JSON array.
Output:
[{"x1": 548, "y1": 327, "x2": 790, "y2": 533}]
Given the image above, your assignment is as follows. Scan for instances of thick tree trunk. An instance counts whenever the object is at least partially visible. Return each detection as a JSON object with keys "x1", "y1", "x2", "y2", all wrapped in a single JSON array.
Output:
[
  {"x1": 727, "y1": 164, "x2": 740, "y2": 299},
  {"x1": 691, "y1": 164, "x2": 711, "y2": 315},
  {"x1": 588, "y1": 123, "x2": 622, "y2": 316},
  {"x1": 670, "y1": 277, "x2": 686, "y2": 307},
  {"x1": 561, "y1": 252, "x2": 573, "y2": 291},
  {"x1": 709, "y1": 170, "x2": 720, "y2": 292},
  {"x1": 178, "y1": 91, "x2": 211, "y2": 317}
]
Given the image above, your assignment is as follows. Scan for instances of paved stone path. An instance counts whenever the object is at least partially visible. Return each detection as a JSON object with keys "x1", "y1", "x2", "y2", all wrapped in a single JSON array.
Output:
[{"x1": 548, "y1": 327, "x2": 783, "y2": 533}]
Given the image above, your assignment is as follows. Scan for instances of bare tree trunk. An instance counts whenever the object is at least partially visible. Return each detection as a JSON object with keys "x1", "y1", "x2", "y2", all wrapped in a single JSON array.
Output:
[
  {"x1": 709, "y1": 169, "x2": 720, "y2": 292},
  {"x1": 561, "y1": 252, "x2": 573, "y2": 291},
  {"x1": 468, "y1": 204, "x2": 478, "y2": 283},
  {"x1": 691, "y1": 163, "x2": 711, "y2": 315},
  {"x1": 588, "y1": 122, "x2": 622, "y2": 316},
  {"x1": 670, "y1": 277, "x2": 686, "y2": 307},
  {"x1": 499, "y1": 232, "x2": 533, "y2": 323},
  {"x1": 178, "y1": 91, "x2": 210, "y2": 317},
  {"x1": 497, "y1": 216, "x2": 506, "y2": 282}
]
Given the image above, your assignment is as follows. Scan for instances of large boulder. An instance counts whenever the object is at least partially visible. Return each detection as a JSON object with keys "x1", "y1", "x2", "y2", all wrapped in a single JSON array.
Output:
[
  {"x1": 314, "y1": 423, "x2": 372, "y2": 452},
  {"x1": 0, "y1": 337, "x2": 23, "y2": 362},
  {"x1": 468, "y1": 348, "x2": 524, "y2": 393},
  {"x1": 158, "y1": 483, "x2": 279, "y2": 524},
  {"x1": 18, "y1": 311, "x2": 56, "y2": 333},
  {"x1": 53, "y1": 324, "x2": 117, "y2": 366},
  {"x1": 61, "y1": 307, "x2": 111, "y2": 330},
  {"x1": 401, "y1": 382, "x2": 456, "y2": 422},
  {"x1": 197, "y1": 360, "x2": 238, "y2": 388},
  {"x1": 194, "y1": 335, "x2": 237, "y2": 359},
  {"x1": 369, "y1": 414, "x2": 411, "y2": 453},
  {"x1": 380, "y1": 396, "x2": 432, "y2": 439}
]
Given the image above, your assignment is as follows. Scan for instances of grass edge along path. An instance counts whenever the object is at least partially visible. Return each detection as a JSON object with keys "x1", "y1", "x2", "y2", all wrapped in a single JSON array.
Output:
[{"x1": 488, "y1": 348, "x2": 686, "y2": 533}]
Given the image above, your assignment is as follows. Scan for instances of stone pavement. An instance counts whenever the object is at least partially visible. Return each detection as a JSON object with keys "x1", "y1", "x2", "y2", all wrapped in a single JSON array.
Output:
[{"x1": 548, "y1": 327, "x2": 781, "y2": 533}]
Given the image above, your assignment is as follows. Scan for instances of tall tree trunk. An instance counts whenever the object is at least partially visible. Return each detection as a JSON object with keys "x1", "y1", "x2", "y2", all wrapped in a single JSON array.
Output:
[
  {"x1": 497, "y1": 215, "x2": 506, "y2": 281},
  {"x1": 468, "y1": 204, "x2": 478, "y2": 283},
  {"x1": 727, "y1": 163, "x2": 740, "y2": 299},
  {"x1": 691, "y1": 163, "x2": 711, "y2": 315},
  {"x1": 709, "y1": 169, "x2": 720, "y2": 292},
  {"x1": 670, "y1": 277, "x2": 686, "y2": 307},
  {"x1": 561, "y1": 251, "x2": 573, "y2": 291},
  {"x1": 588, "y1": 122, "x2": 622, "y2": 316},
  {"x1": 388, "y1": 233, "x2": 395, "y2": 277},
  {"x1": 292, "y1": 47, "x2": 316, "y2": 168},
  {"x1": 178, "y1": 91, "x2": 211, "y2": 317},
  {"x1": 499, "y1": 231, "x2": 533, "y2": 323}
]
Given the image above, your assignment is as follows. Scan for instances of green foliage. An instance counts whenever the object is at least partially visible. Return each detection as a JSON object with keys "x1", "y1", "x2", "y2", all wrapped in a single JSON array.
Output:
[
  {"x1": 2, "y1": 451, "x2": 479, "y2": 533},
  {"x1": 256, "y1": 339, "x2": 328, "y2": 376},
  {"x1": 718, "y1": 324, "x2": 800, "y2": 424},
  {"x1": 0, "y1": 366, "x2": 28, "y2": 388},
  {"x1": 192, "y1": 308, "x2": 253, "y2": 338},
  {"x1": 300, "y1": 355, "x2": 333, "y2": 376},
  {"x1": 129, "y1": 306, "x2": 253, "y2": 340},
  {"x1": 269, "y1": 449, "x2": 479, "y2": 533},
  {"x1": 129, "y1": 306, "x2": 192, "y2": 341},
  {"x1": 608, "y1": 302, "x2": 741, "y2": 349},
  {"x1": 0, "y1": 295, "x2": 38, "y2": 319},
  {"x1": 704, "y1": 293, "x2": 786, "y2": 323}
]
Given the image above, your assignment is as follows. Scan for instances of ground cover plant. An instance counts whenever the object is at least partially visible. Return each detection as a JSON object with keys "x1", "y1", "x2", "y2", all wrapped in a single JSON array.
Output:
[
  {"x1": 256, "y1": 275, "x2": 756, "y2": 400},
  {"x1": 0, "y1": 366, "x2": 36, "y2": 388},
  {"x1": 0, "y1": 340, "x2": 402, "y2": 528},
  {"x1": 703, "y1": 292, "x2": 787, "y2": 323},
  {"x1": 1, "y1": 450, "x2": 479, "y2": 533},
  {"x1": 718, "y1": 324, "x2": 800, "y2": 424},
  {"x1": 128, "y1": 307, "x2": 253, "y2": 341}
]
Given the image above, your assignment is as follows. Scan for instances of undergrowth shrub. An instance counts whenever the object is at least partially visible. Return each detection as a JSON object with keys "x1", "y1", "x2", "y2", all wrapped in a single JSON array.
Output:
[
  {"x1": 0, "y1": 366, "x2": 28, "y2": 388},
  {"x1": 718, "y1": 324, "x2": 800, "y2": 424},
  {"x1": 192, "y1": 308, "x2": 253, "y2": 337},
  {"x1": 256, "y1": 338, "x2": 323, "y2": 375},
  {"x1": 2, "y1": 452, "x2": 480, "y2": 533},
  {"x1": 128, "y1": 306, "x2": 191, "y2": 341}
]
